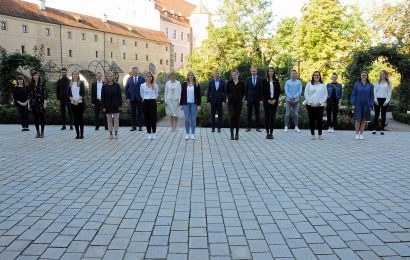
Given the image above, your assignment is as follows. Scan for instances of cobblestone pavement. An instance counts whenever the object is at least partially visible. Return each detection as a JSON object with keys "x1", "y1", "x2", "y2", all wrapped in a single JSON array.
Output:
[{"x1": 0, "y1": 124, "x2": 409, "y2": 260}]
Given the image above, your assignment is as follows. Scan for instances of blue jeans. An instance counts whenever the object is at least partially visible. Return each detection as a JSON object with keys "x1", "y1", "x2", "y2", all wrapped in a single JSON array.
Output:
[{"x1": 183, "y1": 103, "x2": 197, "y2": 134}]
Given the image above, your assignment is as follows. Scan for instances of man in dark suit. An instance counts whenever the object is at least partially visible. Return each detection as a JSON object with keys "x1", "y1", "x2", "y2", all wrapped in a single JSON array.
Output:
[
  {"x1": 245, "y1": 67, "x2": 263, "y2": 132},
  {"x1": 125, "y1": 67, "x2": 145, "y2": 131},
  {"x1": 56, "y1": 68, "x2": 73, "y2": 130},
  {"x1": 207, "y1": 69, "x2": 226, "y2": 132},
  {"x1": 91, "y1": 72, "x2": 107, "y2": 130}
]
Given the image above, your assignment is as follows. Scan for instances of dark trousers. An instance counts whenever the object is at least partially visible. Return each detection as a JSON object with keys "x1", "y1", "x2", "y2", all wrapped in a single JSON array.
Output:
[
  {"x1": 374, "y1": 98, "x2": 388, "y2": 130},
  {"x1": 247, "y1": 100, "x2": 260, "y2": 129},
  {"x1": 326, "y1": 100, "x2": 339, "y2": 128},
  {"x1": 229, "y1": 105, "x2": 242, "y2": 136},
  {"x1": 210, "y1": 102, "x2": 223, "y2": 130},
  {"x1": 142, "y1": 99, "x2": 157, "y2": 134},
  {"x1": 130, "y1": 100, "x2": 143, "y2": 129},
  {"x1": 264, "y1": 102, "x2": 278, "y2": 134},
  {"x1": 16, "y1": 105, "x2": 29, "y2": 128},
  {"x1": 307, "y1": 105, "x2": 324, "y2": 135},
  {"x1": 60, "y1": 102, "x2": 73, "y2": 127},
  {"x1": 71, "y1": 103, "x2": 84, "y2": 136},
  {"x1": 94, "y1": 100, "x2": 107, "y2": 129},
  {"x1": 33, "y1": 112, "x2": 45, "y2": 132}
]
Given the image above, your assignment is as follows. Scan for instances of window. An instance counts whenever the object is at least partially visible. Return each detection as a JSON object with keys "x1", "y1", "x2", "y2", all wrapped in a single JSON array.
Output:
[
  {"x1": 123, "y1": 39, "x2": 126, "y2": 45},
  {"x1": 174, "y1": 52, "x2": 176, "y2": 62},
  {"x1": 187, "y1": 33, "x2": 190, "y2": 41},
  {"x1": 146, "y1": 43, "x2": 149, "y2": 48},
  {"x1": 22, "y1": 25, "x2": 28, "y2": 33},
  {"x1": 173, "y1": 30, "x2": 176, "y2": 39},
  {"x1": 47, "y1": 48, "x2": 51, "y2": 56},
  {"x1": 123, "y1": 53, "x2": 126, "y2": 59},
  {"x1": 180, "y1": 53, "x2": 184, "y2": 62},
  {"x1": 110, "y1": 37, "x2": 113, "y2": 43},
  {"x1": 134, "y1": 41, "x2": 137, "y2": 47},
  {"x1": 95, "y1": 51, "x2": 98, "y2": 58},
  {"x1": 166, "y1": 60, "x2": 169, "y2": 65},
  {"x1": 94, "y1": 35, "x2": 98, "y2": 42},
  {"x1": 110, "y1": 52, "x2": 113, "y2": 58},
  {"x1": 146, "y1": 55, "x2": 149, "y2": 61},
  {"x1": 69, "y1": 50, "x2": 72, "y2": 57},
  {"x1": 166, "y1": 46, "x2": 168, "y2": 51},
  {"x1": 45, "y1": 28, "x2": 50, "y2": 36},
  {"x1": 165, "y1": 28, "x2": 168, "y2": 36},
  {"x1": 181, "y1": 32, "x2": 183, "y2": 41},
  {"x1": 160, "y1": 59, "x2": 163, "y2": 65},
  {"x1": 1, "y1": 21, "x2": 6, "y2": 30},
  {"x1": 81, "y1": 33, "x2": 86, "y2": 40},
  {"x1": 135, "y1": 54, "x2": 138, "y2": 60},
  {"x1": 68, "y1": 31, "x2": 72, "y2": 39},
  {"x1": 21, "y1": 45, "x2": 25, "y2": 54}
]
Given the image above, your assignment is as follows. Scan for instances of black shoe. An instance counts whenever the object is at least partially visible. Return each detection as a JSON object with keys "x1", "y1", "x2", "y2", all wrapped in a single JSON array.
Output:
[
  {"x1": 270, "y1": 134, "x2": 274, "y2": 139},
  {"x1": 130, "y1": 128, "x2": 137, "y2": 132},
  {"x1": 61, "y1": 126, "x2": 66, "y2": 130},
  {"x1": 70, "y1": 126, "x2": 73, "y2": 130},
  {"x1": 95, "y1": 126, "x2": 99, "y2": 130},
  {"x1": 380, "y1": 132, "x2": 384, "y2": 135},
  {"x1": 218, "y1": 129, "x2": 221, "y2": 133},
  {"x1": 75, "y1": 136, "x2": 80, "y2": 139},
  {"x1": 266, "y1": 134, "x2": 270, "y2": 139},
  {"x1": 35, "y1": 132, "x2": 40, "y2": 138},
  {"x1": 256, "y1": 128, "x2": 261, "y2": 132},
  {"x1": 40, "y1": 132, "x2": 44, "y2": 138},
  {"x1": 230, "y1": 135, "x2": 234, "y2": 140},
  {"x1": 80, "y1": 135, "x2": 84, "y2": 139},
  {"x1": 211, "y1": 129, "x2": 215, "y2": 132},
  {"x1": 138, "y1": 128, "x2": 143, "y2": 131},
  {"x1": 372, "y1": 130, "x2": 376, "y2": 134},
  {"x1": 235, "y1": 135, "x2": 239, "y2": 140},
  {"x1": 21, "y1": 128, "x2": 25, "y2": 131}
]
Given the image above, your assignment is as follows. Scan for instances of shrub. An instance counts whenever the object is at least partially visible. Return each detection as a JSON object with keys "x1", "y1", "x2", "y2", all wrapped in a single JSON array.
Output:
[{"x1": 392, "y1": 111, "x2": 410, "y2": 125}]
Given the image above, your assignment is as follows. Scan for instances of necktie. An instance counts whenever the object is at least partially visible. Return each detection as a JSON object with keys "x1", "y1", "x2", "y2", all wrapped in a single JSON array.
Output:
[{"x1": 134, "y1": 77, "x2": 137, "y2": 84}]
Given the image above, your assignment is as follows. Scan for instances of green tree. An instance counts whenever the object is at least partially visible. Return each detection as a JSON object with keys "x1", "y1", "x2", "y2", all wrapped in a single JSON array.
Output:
[{"x1": 295, "y1": 0, "x2": 372, "y2": 81}]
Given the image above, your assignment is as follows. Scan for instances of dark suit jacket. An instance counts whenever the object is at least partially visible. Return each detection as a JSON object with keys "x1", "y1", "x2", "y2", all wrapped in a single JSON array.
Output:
[
  {"x1": 245, "y1": 76, "x2": 263, "y2": 102},
  {"x1": 56, "y1": 76, "x2": 70, "y2": 102},
  {"x1": 262, "y1": 79, "x2": 281, "y2": 102},
  {"x1": 91, "y1": 81, "x2": 105, "y2": 104},
  {"x1": 180, "y1": 82, "x2": 201, "y2": 106},
  {"x1": 68, "y1": 81, "x2": 86, "y2": 104},
  {"x1": 125, "y1": 75, "x2": 145, "y2": 102},
  {"x1": 207, "y1": 79, "x2": 226, "y2": 104},
  {"x1": 101, "y1": 83, "x2": 123, "y2": 114}
]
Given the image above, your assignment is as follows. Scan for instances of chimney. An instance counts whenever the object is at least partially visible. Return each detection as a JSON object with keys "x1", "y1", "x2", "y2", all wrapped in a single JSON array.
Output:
[
  {"x1": 39, "y1": 0, "x2": 46, "y2": 11},
  {"x1": 103, "y1": 13, "x2": 108, "y2": 23}
]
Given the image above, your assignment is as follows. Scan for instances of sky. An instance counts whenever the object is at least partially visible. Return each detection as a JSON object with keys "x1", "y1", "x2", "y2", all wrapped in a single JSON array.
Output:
[{"x1": 25, "y1": 0, "x2": 402, "y2": 29}]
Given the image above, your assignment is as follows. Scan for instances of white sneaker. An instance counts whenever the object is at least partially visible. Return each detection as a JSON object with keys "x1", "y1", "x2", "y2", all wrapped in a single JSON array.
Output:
[
  {"x1": 284, "y1": 126, "x2": 288, "y2": 133},
  {"x1": 190, "y1": 134, "x2": 195, "y2": 140},
  {"x1": 147, "y1": 134, "x2": 152, "y2": 140},
  {"x1": 359, "y1": 134, "x2": 364, "y2": 140},
  {"x1": 295, "y1": 127, "x2": 301, "y2": 133},
  {"x1": 152, "y1": 133, "x2": 156, "y2": 140},
  {"x1": 327, "y1": 128, "x2": 332, "y2": 133},
  {"x1": 330, "y1": 128, "x2": 335, "y2": 133},
  {"x1": 355, "y1": 134, "x2": 360, "y2": 140},
  {"x1": 185, "y1": 134, "x2": 189, "y2": 140}
]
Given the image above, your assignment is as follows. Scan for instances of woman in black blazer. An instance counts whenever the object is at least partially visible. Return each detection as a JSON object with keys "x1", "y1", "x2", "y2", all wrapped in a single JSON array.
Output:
[
  {"x1": 263, "y1": 67, "x2": 281, "y2": 139},
  {"x1": 101, "y1": 71, "x2": 122, "y2": 139},
  {"x1": 180, "y1": 71, "x2": 201, "y2": 140},
  {"x1": 68, "y1": 71, "x2": 86, "y2": 139}
]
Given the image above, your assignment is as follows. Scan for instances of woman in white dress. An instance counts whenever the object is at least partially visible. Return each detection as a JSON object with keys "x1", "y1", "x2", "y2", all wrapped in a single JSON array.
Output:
[{"x1": 164, "y1": 71, "x2": 182, "y2": 131}]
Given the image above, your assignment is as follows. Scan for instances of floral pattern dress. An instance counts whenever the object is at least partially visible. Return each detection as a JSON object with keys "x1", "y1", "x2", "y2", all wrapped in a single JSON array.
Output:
[{"x1": 28, "y1": 82, "x2": 48, "y2": 114}]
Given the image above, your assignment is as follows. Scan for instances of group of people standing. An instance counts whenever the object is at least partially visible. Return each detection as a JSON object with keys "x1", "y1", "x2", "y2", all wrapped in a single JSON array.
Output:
[{"x1": 13, "y1": 66, "x2": 392, "y2": 141}]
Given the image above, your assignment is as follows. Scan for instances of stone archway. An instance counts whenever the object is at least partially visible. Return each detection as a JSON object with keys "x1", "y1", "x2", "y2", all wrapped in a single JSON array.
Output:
[{"x1": 344, "y1": 45, "x2": 410, "y2": 112}]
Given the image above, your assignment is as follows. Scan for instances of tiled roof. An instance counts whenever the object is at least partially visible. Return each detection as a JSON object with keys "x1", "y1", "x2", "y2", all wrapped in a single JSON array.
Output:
[
  {"x1": 0, "y1": 0, "x2": 170, "y2": 44},
  {"x1": 155, "y1": 0, "x2": 196, "y2": 27}
]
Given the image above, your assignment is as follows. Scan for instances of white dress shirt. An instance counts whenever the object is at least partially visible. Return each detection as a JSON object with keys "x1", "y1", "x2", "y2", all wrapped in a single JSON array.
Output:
[
  {"x1": 96, "y1": 80, "x2": 103, "y2": 100},
  {"x1": 270, "y1": 81, "x2": 274, "y2": 98},
  {"x1": 304, "y1": 82, "x2": 328, "y2": 106},
  {"x1": 187, "y1": 84, "x2": 195, "y2": 103},
  {"x1": 215, "y1": 80, "x2": 220, "y2": 90},
  {"x1": 140, "y1": 83, "x2": 158, "y2": 100},
  {"x1": 374, "y1": 80, "x2": 392, "y2": 103},
  {"x1": 71, "y1": 81, "x2": 81, "y2": 102}
]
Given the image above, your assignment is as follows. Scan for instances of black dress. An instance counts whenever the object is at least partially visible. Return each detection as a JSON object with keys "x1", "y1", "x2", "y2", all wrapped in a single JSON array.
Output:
[
  {"x1": 101, "y1": 82, "x2": 122, "y2": 114},
  {"x1": 13, "y1": 86, "x2": 29, "y2": 129},
  {"x1": 227, "y1": 80, "x2": 244, "y2": 133}
]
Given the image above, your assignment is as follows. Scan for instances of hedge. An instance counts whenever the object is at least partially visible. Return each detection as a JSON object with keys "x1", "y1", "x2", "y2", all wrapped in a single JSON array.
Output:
[{"x1": 392, "y1": 111, "x2": 410, "y2": 125}]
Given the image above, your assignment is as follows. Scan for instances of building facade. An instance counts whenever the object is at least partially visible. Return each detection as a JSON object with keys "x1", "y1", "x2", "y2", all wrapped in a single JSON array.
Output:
[{"x1": 0, "y1": 0, "x2": 172, "y2": 84}]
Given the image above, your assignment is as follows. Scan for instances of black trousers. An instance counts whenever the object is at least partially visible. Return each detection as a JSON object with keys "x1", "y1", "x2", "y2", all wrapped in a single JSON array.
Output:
[
  {"x1": 94, "y1": 100, "x2": 107, "y2": 129},
  {"x1": 33, "y1": 111, "x2": 45, "y2": 132},
  {"x1": 264, "y1": 102, "x2": 278, "y2": 134},
  {"x1": 374, "y1": 98, "x2": 388, "y2": 130},
  {"x1": 143, "y1": 99, "x2": 157, "y2": 134},
  {"x1": 16, "y1": 105, "x2": 29, "y2": 128},
  {"x1": 60, "y1": 102, "x2": 73, "y2": 126},
  {"x1": 210, "y1": 102, "x2": 223, "y2": 130},
  {"x1": 247, "y1": 100, "x2": 260, "y2": 129},
  {"x1": 229, "y1": 104, "x2": 242, "y2": 135},
  {"x1": 307, "y1": 105, "x2": 324, "y2": 135},
  {"x1": 326, "y1": 100, "x2": 339, "y2": 128},
  {"x1": 71, "y1": 103, "x2": 84, "y2": 136},
  {"x1": 130, "y1": 100, "x2": 144, "y2": 129}
]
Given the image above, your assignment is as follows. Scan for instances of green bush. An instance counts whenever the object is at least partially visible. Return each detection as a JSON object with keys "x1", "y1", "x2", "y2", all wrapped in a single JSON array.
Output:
[{"x1": 392, "y1": 111, "x2": 410, "y2": 125}]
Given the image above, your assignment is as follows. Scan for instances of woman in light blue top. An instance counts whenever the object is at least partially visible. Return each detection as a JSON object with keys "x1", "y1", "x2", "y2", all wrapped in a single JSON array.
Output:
[{"x1": 351, "y1": 71, "x2": 374, "y2": 140}]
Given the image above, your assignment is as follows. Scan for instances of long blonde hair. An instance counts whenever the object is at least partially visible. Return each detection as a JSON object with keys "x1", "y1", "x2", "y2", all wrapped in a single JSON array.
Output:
[
  {"x1": 377, "y1": 70, "x2": 390, "y2": 84},
  {"x1": 70, "y1": 71, "x2": 81, "y2": 88},
  {"x1": 186, "y1": 71, "x2": 197, "y2": 85}
]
